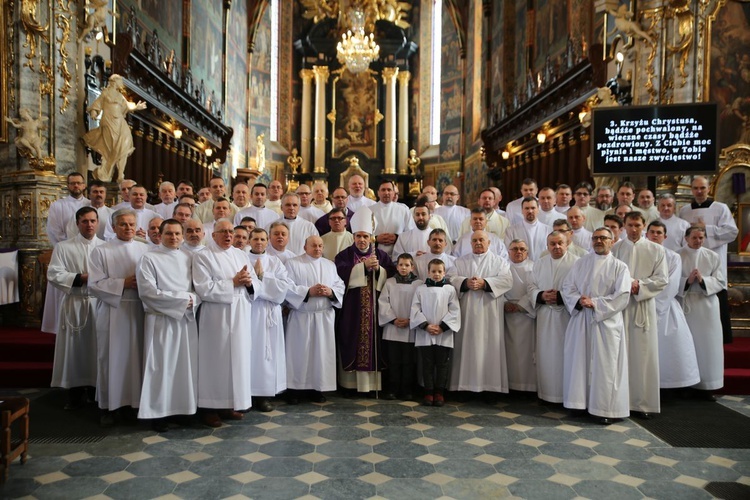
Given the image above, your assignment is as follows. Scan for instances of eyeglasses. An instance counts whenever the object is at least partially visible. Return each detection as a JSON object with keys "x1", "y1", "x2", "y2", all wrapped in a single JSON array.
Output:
[
  {"x1": 329, "y1": 217, "x2": 346, "y2": 221},
  {"x1": 215, "y1": 229, "x2": 234, "y2": 234},
  {"x1": 509, "y1": 248, "x2": 528, "y2": 252},
  {"x1": 574, "y1": 192, "x2": 590, "y2": 196},
  {"x1": 591, "y1": 235, "x2": 611, "y2": 241}
]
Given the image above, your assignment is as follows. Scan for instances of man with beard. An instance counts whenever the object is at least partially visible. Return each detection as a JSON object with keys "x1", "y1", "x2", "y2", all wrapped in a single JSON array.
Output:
[
  {"x1": 346, "y1": 174, "x2": 376, "y2": 212},
  {"x1": 89, "y1": 209, "x2": 150, "y2": 426},
  {"x1": 137, "y1": 219, "x2": 200, "y2": 432},
  {"x1": 562, "y1": 228, "x2": 631, "y2": 424},
  {"x1": 43, "y1": 172, "x2": 91, "y2": 334},
  {"x1": 182, "y1": 219, "x2": 205, "y2": 253},
  {"x1": 505, "y1": 178, "x2": 538, "y2": 225},
  {"x1": 246, "y1": 228, "x2": 290, "y2": 412},
  {"x1": 449, "y1": 230, "x2": 513, "y2": 399},
  {"x1": 192, "y1": 219, "x2": 262, "y2": 426},
  {"x1": 595, "y1": 185, "x2": 614, "y2": 211},
  {"x1": 335, "y1": 207, "x2": 396, "y2": 395},
  {"x1": 528, "y1": 231, "x2": 579, "y2": 404},
  {"x1": 48, "y1": 207, "x2": 104, "y2": 409},
  {"x1": 392, "y1": 202, "x2": 437, "y2": 262},
  {"x1": 65, "y1": 180, "x2": 110, "y2": 241},
  {"x1": 504, "y1": 197, "x2": 549, "y2": 261}
]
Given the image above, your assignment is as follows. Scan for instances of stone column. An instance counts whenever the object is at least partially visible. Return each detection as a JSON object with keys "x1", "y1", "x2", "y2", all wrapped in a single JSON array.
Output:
[
  {"x1": 312, "y1": 65, "x2": 329, "y2": 174},
  {"x1": 299, "y1": 69, "x2": 314, "y2": 173},
  {"x1": 382, "y1": 67, "x2": 399, "y2": 174},
  {"x1": 396, "y1": 70, "x2": 411, "y2": 174}
]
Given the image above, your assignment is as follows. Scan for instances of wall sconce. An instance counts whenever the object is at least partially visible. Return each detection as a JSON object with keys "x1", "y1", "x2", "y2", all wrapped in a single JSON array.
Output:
[
  {"x1": 205, "y1": 147, "x2": 213, "y2": 157},
  {"x1": 501, "y1": 150, "x2": 510, "y2": 160},
  {"x1": 537, "y1": 132, "x2": 547, "y2": 144},
  {"x1": 173, "y1": 128, "x2": 183, "y2": 139}
]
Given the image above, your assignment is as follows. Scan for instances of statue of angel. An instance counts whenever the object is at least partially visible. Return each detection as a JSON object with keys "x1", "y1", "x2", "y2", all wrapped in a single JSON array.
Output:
[
  {"x1": 607, "y1": 4, "x2": 654, "y2": 46},
  {"x1": 82, "y1": 74, "x2": 146, "y2": 182},
  {"x1": 6, "y1": 108, "x2": 48, "y2": 159},
  {"x1": 79, "y1": 0, "x2": 114, "y2": 43}
]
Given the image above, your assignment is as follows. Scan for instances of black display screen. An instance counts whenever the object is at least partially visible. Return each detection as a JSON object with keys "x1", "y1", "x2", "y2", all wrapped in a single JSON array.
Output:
[{"x1": 590, "y1": 102, "x2": 718, "y2": 175}]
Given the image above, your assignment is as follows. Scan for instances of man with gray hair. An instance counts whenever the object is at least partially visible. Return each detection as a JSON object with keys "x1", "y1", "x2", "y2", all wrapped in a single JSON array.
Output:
[
  {"x1": 562, "y1": 227, "x2": 631, "y2": 425},
  {"x1": 154, "y1": 181, "x2": 178, "y2": 219},
  {"x1": 89, "y1": 208, "x2": 150, "y2": 426},
  {"x1": 657, "y1": 194, "x2": 689, "y2": 252},
  {"x1": 595, "y1": 185, "x2": 614, "y2": 211}
]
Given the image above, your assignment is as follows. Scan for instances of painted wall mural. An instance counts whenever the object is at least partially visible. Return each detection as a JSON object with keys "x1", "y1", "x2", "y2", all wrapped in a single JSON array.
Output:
[
  {"x1": 439, "y1": 0, "x2": 461, "y2": 162},
  {"x1": 710, "y1": 1, "x2": 750, "y2": 150},
  {"x1": 248, "y1": 3, "x2": 272, "y2": 160},
  {"x1": 190, "y1": 0, "x2": 223, "y2": 109},
  {"x1": 227, "y1": 0, "x2": 249, "y2": 175},
  {"x1": 117, "y1": 0, "x2": 183, "y2": 59},
  {"x1": 491, "y1": 0, "x2": 505, "y2": 124}
]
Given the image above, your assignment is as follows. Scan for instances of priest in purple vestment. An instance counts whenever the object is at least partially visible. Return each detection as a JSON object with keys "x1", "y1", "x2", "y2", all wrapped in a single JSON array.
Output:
[{"x1": 335, "y1": 206, "x2": 396, "y2": 394}]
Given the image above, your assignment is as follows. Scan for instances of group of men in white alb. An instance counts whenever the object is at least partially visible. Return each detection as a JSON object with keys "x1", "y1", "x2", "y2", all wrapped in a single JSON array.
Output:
[{"x1": 44, "y1": 171, "x2": 734, "y2": 429}]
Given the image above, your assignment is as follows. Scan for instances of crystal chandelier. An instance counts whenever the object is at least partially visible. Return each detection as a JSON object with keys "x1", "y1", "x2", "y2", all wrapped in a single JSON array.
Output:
[{"x1": 337, "y1": 9, "x2": 380, "y2": 74}]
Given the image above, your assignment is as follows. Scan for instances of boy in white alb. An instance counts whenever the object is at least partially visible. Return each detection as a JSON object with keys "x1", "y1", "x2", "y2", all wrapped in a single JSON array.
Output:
[
  {"x1": 410, "y1": 260, "x2": 461, "y2": 407},
  {"x1": 378, "y1": 253, "x2": 423, "y2": 400}
]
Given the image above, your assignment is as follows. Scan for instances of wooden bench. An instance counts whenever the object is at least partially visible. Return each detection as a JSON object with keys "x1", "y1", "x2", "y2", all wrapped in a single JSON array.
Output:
[{"x1": 1, "y1": 397, "x2": 30, "y2": 483}]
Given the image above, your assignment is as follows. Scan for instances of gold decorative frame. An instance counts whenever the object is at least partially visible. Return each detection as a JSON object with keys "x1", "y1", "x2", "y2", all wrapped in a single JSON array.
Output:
[
  {"x1": 0, "y1": 0, "x2": 8, "y2": 143},
  {"x1": 738, "y1": 203, "x2": 750, "y2": 255},
  {"x1": 696, "y1": 0, "x2": 725, "y2": 103},
  {"x1": 330, "y1": 68, "x2": 381, "y2": 159}
]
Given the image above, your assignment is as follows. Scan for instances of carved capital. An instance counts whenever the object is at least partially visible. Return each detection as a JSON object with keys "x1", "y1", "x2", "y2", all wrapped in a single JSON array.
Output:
[
  {"x1": 300, "y1": 69, "x2": 315, "y2": 83},
  {"x1": 396, "y1": 70, "x2": 411, "y2": 85},
  {"x1": 312, "y1": 65, "x2": 329, "y2": 84},
  {"x1": 381, "y1": 66, "x2": 399, "y2": 83}
]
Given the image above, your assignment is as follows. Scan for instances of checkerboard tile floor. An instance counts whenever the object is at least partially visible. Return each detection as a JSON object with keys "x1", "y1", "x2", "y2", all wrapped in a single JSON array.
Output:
[{"x1": 2, "y1": 391, "x2": 750, "y2": 499}]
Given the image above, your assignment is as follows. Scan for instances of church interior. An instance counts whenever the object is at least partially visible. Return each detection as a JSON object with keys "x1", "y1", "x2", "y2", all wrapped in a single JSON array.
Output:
[{"x1": 2, "y1": 0, "x2": 750, "y2": 498}]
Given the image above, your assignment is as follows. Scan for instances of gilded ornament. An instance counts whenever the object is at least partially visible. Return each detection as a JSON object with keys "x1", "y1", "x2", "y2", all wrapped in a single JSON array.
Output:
[
  {"x1": 287, "y1": 148, "x2": 303, "y2": 174},
  {"x1": 39, "y1": 196, "x2": 52, "y2": 217},
  {"x1": 55, "y1": 6, "x2": 73, "y2": 113},
  {"x1": 607, "y1": 4, "x2": 654, "y2": 46},
  {"x1": 21, "y1": 0, "x2": 49, "y2": 70},
  {"x1": 299, "y1": 0, "x2": 411, "y2": 30},
  {"x1": 406, "y1": 149, "x2": 421, "y2": 176},
  {"x1": 21, "y1": 263, "x2": 34, "y2": 314},
  {"x1": 18, "y1": 197, "x2": 32, "y2": 219},
  {"x1": 7, "y1": 0, "x2": 17, "y2": 108}
]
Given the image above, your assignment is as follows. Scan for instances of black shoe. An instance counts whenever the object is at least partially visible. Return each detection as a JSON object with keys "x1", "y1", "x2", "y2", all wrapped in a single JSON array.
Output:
[
  {"x1": 151, "y1": 418, "x2": 169, "y2": 433},
  {"x1": 697, "y1": 390, "x2": 717, "y2": 402},
  {"x1": 383, "y1": 392, "x2": 397, "y2": 401},
  {"x1": 568, "y1": 408, "x2": 587, "y2": 418},
  {"x1": 633, "y1": 411, "x2": 652, "y2": 420},
  {"x1": 255, "y1": 398, "x2": 273, "y2": 412},
  {"x1": 400, "y1": 393, "x2": 413, "y2": 401},
  {"x1": 598, "y1": 417, "x2": 613, "y2": 425},
  {"x1": 311, "y1": 392, "x2": 327, "y2": 403}
]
